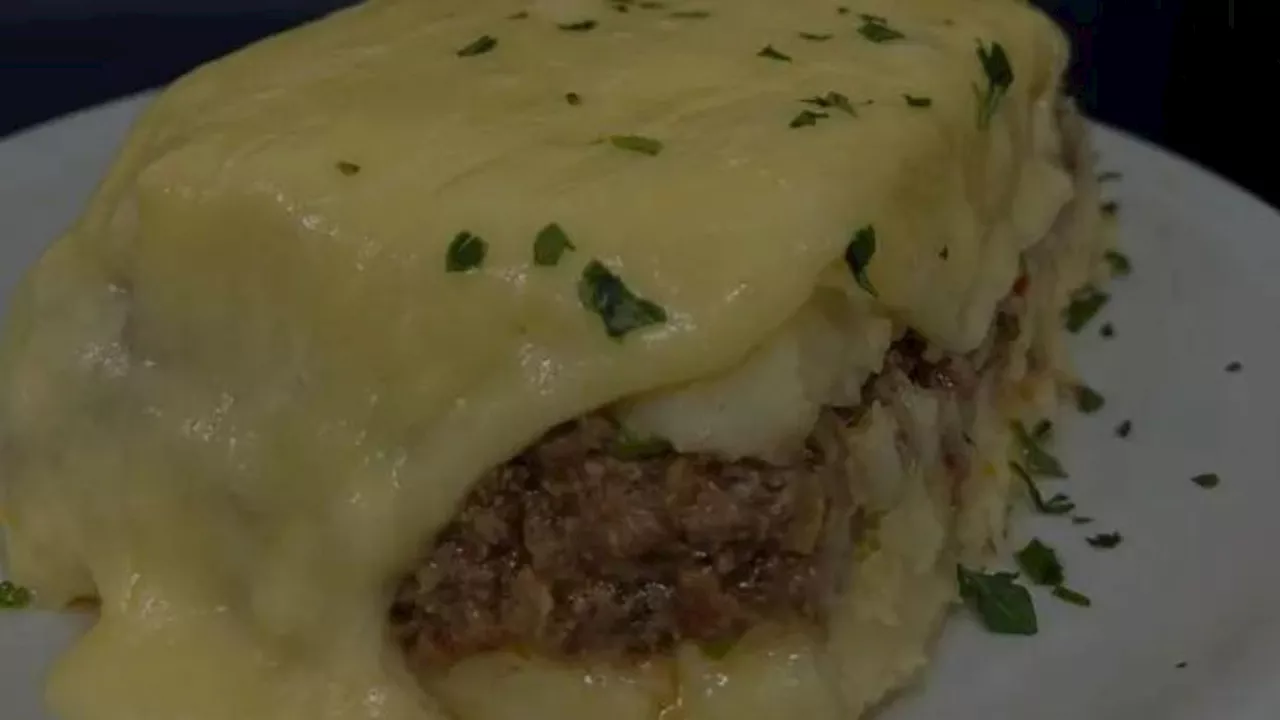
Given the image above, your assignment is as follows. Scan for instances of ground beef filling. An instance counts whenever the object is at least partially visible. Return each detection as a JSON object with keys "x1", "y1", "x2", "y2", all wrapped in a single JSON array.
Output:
[{"x1": 391, "y1": 314, "x2": 1019, "y2": 668}]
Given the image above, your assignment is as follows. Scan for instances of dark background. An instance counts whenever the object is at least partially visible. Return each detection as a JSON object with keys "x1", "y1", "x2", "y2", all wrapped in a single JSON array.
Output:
[{"x1": 1, "y1": 1, "x2": 1275, "y2": 205}]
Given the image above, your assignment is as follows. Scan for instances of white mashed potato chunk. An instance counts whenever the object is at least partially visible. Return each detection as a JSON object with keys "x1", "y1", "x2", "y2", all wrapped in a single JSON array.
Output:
[{"x1": 620, "y1": 288, "x2": 893, "y2": 460}]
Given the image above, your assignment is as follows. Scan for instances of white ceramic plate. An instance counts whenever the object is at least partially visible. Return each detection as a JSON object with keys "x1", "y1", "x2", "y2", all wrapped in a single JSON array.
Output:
[{"x1": 2, "y1": 97, "x2": 1279, "y2": 720}]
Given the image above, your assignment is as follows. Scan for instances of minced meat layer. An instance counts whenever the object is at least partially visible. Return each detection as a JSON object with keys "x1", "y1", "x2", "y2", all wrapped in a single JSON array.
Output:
[{"x1": 388, "y1": 300, "x2": 1023, "y2": 668}]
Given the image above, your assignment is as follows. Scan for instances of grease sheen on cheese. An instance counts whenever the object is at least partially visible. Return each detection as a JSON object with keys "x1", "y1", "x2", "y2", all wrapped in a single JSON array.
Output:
[{"x1": 0, "y1": 1, "x2": 1072, "y2": 719}]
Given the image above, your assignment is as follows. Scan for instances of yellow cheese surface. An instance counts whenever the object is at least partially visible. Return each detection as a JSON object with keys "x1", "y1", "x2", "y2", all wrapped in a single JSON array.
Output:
[{"x1": 0, "y1": 1, "x2": 1073, "y2": 718}]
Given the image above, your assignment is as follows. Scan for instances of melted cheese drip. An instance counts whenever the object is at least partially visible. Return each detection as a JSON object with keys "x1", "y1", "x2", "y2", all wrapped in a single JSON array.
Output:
[{"x1": 0, "y1": 1, "x2": 1073, "y2": 719}]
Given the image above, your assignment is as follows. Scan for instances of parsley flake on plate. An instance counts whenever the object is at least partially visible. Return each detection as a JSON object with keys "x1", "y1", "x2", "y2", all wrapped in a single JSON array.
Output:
[
  {"x1": 904, "y1": 94, "x2": 932, "y2": 107},
  {"x1": 1016, "y1": 538, "x2": 1065, "y2": 586},
  {"x1": 558, "y1": 20, "x2": 599, "y2": 31},
  {"x1": 1011, "y1": 463, "x2": 1074, "y2": 515},
  {"x1": 1013, "y1": 421, "x2": 1067, "y2": 478},
  {"x1": 1087, "y1": 532, "x2": 1124, "y2": 549},
  {"x1": 1075, "y1": 384, "x2": 1105, "y2": 414},
  {"x1": 957, "y1": 566, "x2": 1038, "y2": 635},
  {"x1": 1191, "y1": 473, "x2": 1221, "y2": 489},
  {"x1": 1052, "y1": 586, "x2": 1093, "y2": 607}
]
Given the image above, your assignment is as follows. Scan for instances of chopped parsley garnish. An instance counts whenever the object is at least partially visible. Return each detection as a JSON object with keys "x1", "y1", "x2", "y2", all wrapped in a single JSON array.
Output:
[
  {"x1": 578, "y1": 260, "x2": 668, "y2": 339},
  {"x1": 1052, "y1": 586, "x2": 1093, "y2": 607},
  {"x1": 457, "y1": 35, "x2": 498, "y2": 57},
  {"x1": 565, "y1": 92, "x2": 582, "y2": 105},
  {"x1": 904, "y1": 94, "x2": 933, "y2": 107},
  {"x1": 446, "y1": 231, "x2": 488, "y2": 272},
  {"x1": 1016, "y1": 538, "x2": 1065, "y2": 586},
  {"x1": 857, "y1": 16, "x2": 905, "y2": 42},
  {"x1": 1101, "y1": 200, "x2": 1120, "y2": 216},
  {"x1": 799, "y1": 32, "x2": 834, "y2": 41},
  {"x1": 757, "y1": 44, "x2": 793, "y2": 62},
  {"x1": 801, "y1": 91, "x2": 857, "y2": 115},
  {"x1": 939, "y1": 246, "x2": 950, "y2": 260},
  {"x1": 0, "y1": 581, "x2": 32, "y2": 609},
  {"x1": 957, "y1": 566, "x2": 1038, "y2": 635},
  {"x1": 1100, "y1": 322, "x2": 1116, "y2": 339},
  {"x1": 611, "y1": 428, "x2": 674, "y2": 460},
  {"x1": 1105, "y1": 250, "x2": 1133, "y2": 277},
  {"x1": 844, "y1": 225, "x2": 878, "y2": 297},
  {"x1": 1115, "y1": 419, "x2": 1133, "y2": 438},
  {"x1": 1086, "y1": 532, "x2": 1123, "y2": 549},
  {"x1": 558, "y1": 20, "x2": 599, "y2": 31},
  {"x1": 670, "y1": 10, "x2": 710, "y2": 18},
  {"x1": 1098, "y1": 171, "x2": 1123, "y2": 182},
  {"x1": 1064, "y1": 285, "x2": 1110, "y2": 333},
  {"x1": 509, "y1": 10, "x2": 529, "y2": 19},
  {"x1": 1191, "y1": 472, "x2": 1221, "y2": 489},
  {"x1": 1075, "y1": 384, "x2": 1105, "y2": 414},
  {"x1": 609, "y1": 134, "x2": 664, "y2": 156},
  {"x1": 790, "y1": 109, "x2": 829, "y2": 128},
  {"x1": 335, "y1": 161, "x2": 362, "y2": 176},
  {"x1": 533, "y1": 223, "x2": 576, "y2": 266},
  {"x1": 1176, "y1": 661, "x2": 1189, "y2": 669},
  {"x1": 1072, "y1": 515, "x2": 1096, "y2": 525},
  {"x1": 973, "y1": 40, "x2": 1013, "y2": 129},
  {"x1": 1013, "y1": 421, "x2": 1067, "y2": 478},
  {"x1": 1011, "y1": 463, "x2": 1074, "y2": 515},
  {"x1": 1226, "y1": 361, "x2": 1243, "y2": 373},
  {"x1": 859, "y1": 13, "x2": 887, "y2": 23},
  {"x1": 837, "y1": 6, "x2": 851, "y2": 15}
]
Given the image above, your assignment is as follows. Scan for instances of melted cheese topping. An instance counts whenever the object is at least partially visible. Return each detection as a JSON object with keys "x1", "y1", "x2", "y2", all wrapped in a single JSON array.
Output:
[{"x1": 0, "y1": 1, "x2": 1074, "y2": 719}]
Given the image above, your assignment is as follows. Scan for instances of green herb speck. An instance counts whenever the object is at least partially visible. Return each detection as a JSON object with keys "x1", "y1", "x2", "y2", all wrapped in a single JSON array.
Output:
[
  {"x1": 578, "y1": 260, "x2": 668, "y2": 339},
  {"x1": 757, "y1": 45, "x2": 793, "y2": 62},
  {"x1": 1105, "y1": 250, "x2": 1133, "y2": 277},
  {"x1": 1075, "y1": 384, "x2": 1105, "y2": 414},
  {"x1": 904, "y1": 94, "x2": 933, "y2": 107},
  {"x1": 801, "y1": 91, "x2": 857, "y2": 115},
  {"x1": 973, "y1": 40, "x2": 1013, "y2": 128},
  {"x1": 1115, "y1": 420, "x2": 1132, "y2": 439},
  {"x1": 799, "y1": 32, "x2": 833, "y2": 41},
  {"x1": 1102, "y1": 200, "x2": 1120, "y2": 216},
  {"x1": 565, "y1": 92, "x2": 582, "y2": 105},
  {"x1": 0, "y1": 581, "x2": 33, "y2": 610},
  {"x1": 670, "y1": 10, "x2": 710, "y2": 18},
  {"x1": 558, "y1": 20, "x2": 599, "y2": 31},
  {"x1": 1064, "y1": 285, "x2": 1110, "y2": 333},
  {"x1": 857, "y1": 17, "x2": 905, "y2": 42},
  {"x1": 844, "y1": 225, "x2": 878, "y2": 297},
  {"x1": 1011, "y1": 463, "x2": 1074, "y2": 515},
  {"x1": 1013, "y1": 421, "x2": 1067, "y2": 478},
  {"x1": 1191, "y1": 473, "x2": 1221, "y2": 489},
  {"x1": 457, "y1": 35, "x2": 498, "y2": 57},
  {"x1": 1052, "y1": 585, "x2": 1093, "y2": 607},
  {"x1": 789, "y1": 109, "x2": 829, "y2": 128},
  {"x1": 446, "y1": 231, "x2": 488, "y2": 272},
  {"x1": 609, "y1": 134, "x2": 664, "y2": 156},
  {"x1": 335, "y1": 161, "x2": 361, "y2": 176},
  {"x1": 533, "y1": 223, "x2": 576, "y2": 267},
  {"x1": 957, "y1": 566, "x2": 1038, "y2": 635},
  {"x1": 1226, "y1": 361, "x2": 1243, "y2": 373},
  {"x1": 1016, "y1": 538, "x2": 1065, "y2": 586},
  {"x1": 1086, "y1": 532, "x2": 1123, "y2": 549}
]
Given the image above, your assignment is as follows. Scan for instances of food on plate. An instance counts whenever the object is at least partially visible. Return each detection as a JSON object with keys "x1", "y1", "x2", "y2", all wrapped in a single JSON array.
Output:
[{"x1": 0, "y1": 1, "x2": 1108, "y2": 719}]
